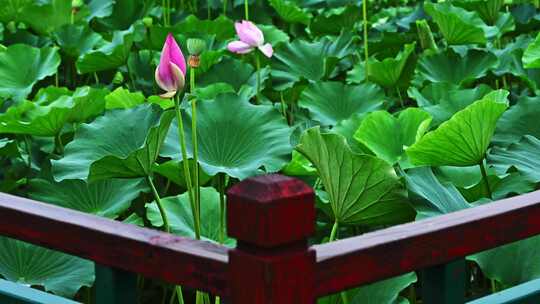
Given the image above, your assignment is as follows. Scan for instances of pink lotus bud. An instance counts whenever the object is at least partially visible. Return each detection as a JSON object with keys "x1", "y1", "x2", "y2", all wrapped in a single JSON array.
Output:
[
  {"x1": 227, "y1": 20, "x2": 273, "y2": 58},
  {"x1": 155, "y1": 33, "x2": 187, "y2": 98}
]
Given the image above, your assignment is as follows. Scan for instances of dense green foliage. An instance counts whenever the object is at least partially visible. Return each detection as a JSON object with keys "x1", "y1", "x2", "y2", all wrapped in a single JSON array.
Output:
[{"x1": 0, "y1": 0, "x2": 540, "y2": 303}]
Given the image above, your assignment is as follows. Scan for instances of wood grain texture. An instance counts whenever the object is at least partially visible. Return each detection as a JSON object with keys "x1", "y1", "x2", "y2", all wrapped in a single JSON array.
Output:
[
  {"x1": 227, "y1": 174, "x2": 315, "y2": 248},
  {"x1": 0, "y1": 192, "x2": 230, "y2": 297},
  {"x1": 314, "y1": 190, "x2": 540, "y2": 296},
  {"x1": 227, "y1": 174, "x2": 316, "y2": 303}
]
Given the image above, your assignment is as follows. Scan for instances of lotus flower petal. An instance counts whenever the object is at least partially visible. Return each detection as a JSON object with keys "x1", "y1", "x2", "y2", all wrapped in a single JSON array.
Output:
[
  {"x1": 164, "y1": 33, "x2": 186, "y2": 75},
  {"x1": 227, "y1": 40, "x2": 254, "y2": 54},
  {"x1": 235, "y1": 21, "x2": 264, "y2": 46},
  {"x1": 155, "y1": 62, "x2": 185, "y2": 97},
  {"x1": 156, "y1": 33, "x2": 187, "y2": 96},
  {"x1": 258, "y1": 43, "x2": 274, "y2": 58}
]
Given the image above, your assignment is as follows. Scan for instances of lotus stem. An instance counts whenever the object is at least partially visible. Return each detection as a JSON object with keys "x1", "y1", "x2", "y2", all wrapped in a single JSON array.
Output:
[
  {"x1": 55, "y1": 133, "x2": 64, "y2": 154},
  {"x1": 255, "y1": 52, "x2": 261, "y2": 104},
  {"x1": 280, "y1": 91, "x2": 288, "y2": 123},
  {"x1": 174, "y1": 95, "x2": 201, "y2": 240},
  {"x1": 147, "y1": 175, "x2": 171, "y2": 233},
  {"x1": 244, "y1": 0, "x2": 249, "y2": 20},
  {"x1": 479, "y1": 159, "x2": 492, "y2": 199},
  {"x1": 190, "y1": 67, "x2": 201, "y2": 231},
  {"x1": 328, "y1": 221, "x2": 349, "y2": 304},
  {"x1": 329, "y1": 221, "x2": 338, "y2": 242},
  {"x1": 218, "y1": 173, "x2": 226, "y2": 244},
  {"x1": 396, "y1": 87, "x2": 404, "y2": 108},
  {"x1": 362, "y1": 0, "x2": 369, "y2": 81},
  {"x1": 168, "y1": 286, "x2": 185, "y2": 304},
  {"x1": 340, "y1": 292, "x2": 349, "y2": 304},
  {"x1": 24, "y1": 135, "x2": 32, "y2": 172},
  {"x1": 223, "y1": 0, "x2": 227, "y2": 16}
]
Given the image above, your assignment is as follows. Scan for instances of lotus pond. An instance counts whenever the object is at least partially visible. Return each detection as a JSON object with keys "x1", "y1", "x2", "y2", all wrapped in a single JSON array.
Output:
[{"x1": 1, "y1": 0, "x2": 540, "y2": 303}]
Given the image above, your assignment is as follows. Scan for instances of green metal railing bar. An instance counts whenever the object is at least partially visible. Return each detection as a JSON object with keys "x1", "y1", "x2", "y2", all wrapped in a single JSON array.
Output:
[
  {"x1": 94, "y1": 264, "x2": 138, "y2": 304},
  {"x1": 0, "y1": 279, "x2": 80, "y2": 304},
  {"x1": 468, "y1": 277, "x2": 540, "y2": 304},
  {"x1": 421, "y1": 259, "x2": 466, "y2": 304}
]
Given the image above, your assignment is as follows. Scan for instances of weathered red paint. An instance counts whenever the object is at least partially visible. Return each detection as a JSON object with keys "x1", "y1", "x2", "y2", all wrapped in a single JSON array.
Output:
[
  {"x1": 0, "y1": 192, "x2": 230, "y2": 296},
  {"x1": 2, "y1": 175, "x2": 540, "y2": 303},
  {"x1": 314, "y1": 190, "x2": 540, "y2": 296},
  {"x1": 227, "y1": 174, "x2": 316, "y2": 303}
]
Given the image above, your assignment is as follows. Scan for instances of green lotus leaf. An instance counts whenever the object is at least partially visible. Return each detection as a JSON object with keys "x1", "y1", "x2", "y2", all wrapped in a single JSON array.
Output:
[
  {"x1": 127, "y1": 50, "x2": 155, "y2": 94},
  {"x1": 453, "y1": 0, "x2": 504, "y2": 25},
  {"x1": 406, "y1": 90, "x2": 509, "y2": 167},
  {"x1": 0, "y1": 237, "x2": 94, "y2": 298},
  {"x1": 333, "y1": 113, "x2": 371, "y2": 154},
  {"x1": 494, "y1": 95, "x2": 540, "y2": 145},
  {"x1": 403, "y1": 167, "x2": 470, "y2": 220},
  {"x1": 76, "y1": 26, "x2": 136, "y2": 74},
  {"x1": 95, "y1": 0, "x2": 150, "y2": 31},
  {"x1": 161, "y1": 93, "x2": 292, "y2": 180},
  {"x1": 153, "y1": 160, "x2": 212, "y2": 188},
  {"x1": 367, "y1": 42, "x2": 416, "y2": 89},
  {"x1": 310, "y1": 5, "x2": 360, "y2": 36},
  {"x1": 0, "y1": 86, "x2": 109, "y2": 136},
  {"x1": 523, "y1": 32, "x2": 540, "y2": 69},
  {"x1": 437, "y1": 165, "x2": 484, "y2": 191},
  {"x1": 271, "y1": 33, "x2": 356, "y2": 90},
  {"x1": 298, "y1": 82, "x2": 385, "y2": 126},
  {"x1": 489, "y1": 135, "x2": 540, "y2": 183},
  {"x1": 461, "y1": 172, "x2": 534, "y2": 202},
  {"x1": 354, "y1": 108, "x2": 431, "y2": 165},
  {"x1": 282, "y1": 150, "x2": 316, "y2": 176},
  {"x1": 319, "y1": 272, "x2": 417, "y2": 304},
  {"x1": 53, "y1": 24, "x2": 104, "y2": 58},
  {"x1": 198, "y1": 58, "x2": 267, "y2": 97},
  {"x1": 350, "y1": 272, "x2": 416, "y2": 304},
  {"x1": 424, "y1": 2, "x2": 495, "y2": 45},
  {"x1": 29, "y1": 178, "x2": 147, "y2": 218},
  {"x1": 147, "y1": 187, "x2": 235, "y2": 246},
  {"x1": 269, "y1": 0, "x2": 312, "y2": 25},
  {"x1": 86, "y1": 0, "x2": 115, "y2": 20},
  {"x1": 416, "y1": 48, "x2": 498, "y2": 85},
  {"x1": 105, "y1": 87, "x2": 145, "y2": 109},
  {"x1": 194, "y1": 83, "x2": 235, "y2": 101},
  {"x1": 19, "y1": 0, "x2": 72, "y2": 34},
  {"x1": 490, "y1": 36, "x2": 530, "y2": 77},
  {"x1": 271, "y1": 40, "x2": 325, "y2": 90},
  {"x1": 408, "y1": 83, "x2": 493, "y2": 125},
  {"x1": 173, "y1": 15, "x2": 235, "y2": 42},
  {"x1": 346, "y1": 62, "x2": 366, "y2": 84},
  {"x1": 0, "y1": 0, "x2": 32, "y2": 23},
  {"x1": 259, "y1": 24, "x2": 290, "y2": 45},
  {"x1": 52, "y1": 104, "x2": 175, "y2": 182},
  {"x1": 469, "y1": 235, "x2": 540, "y2": 287},
  {"x1": 0, "y1": 44, "x2": 60, "y2": 101},
  {"x1": 296, "y1": 127, "x2": 414, "y2": 226}
]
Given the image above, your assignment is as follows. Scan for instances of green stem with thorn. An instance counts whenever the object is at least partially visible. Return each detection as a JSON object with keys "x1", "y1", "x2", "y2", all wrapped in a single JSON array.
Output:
[
  {"x1": 479, "y1": 159, "x2": 492, "y2": 199},
  {"x1": 174, "y1": 95, "x2": 201, "y2": 240},
  {"x1": 362, "y1": 0, "x2": 369, "y2": 81}
]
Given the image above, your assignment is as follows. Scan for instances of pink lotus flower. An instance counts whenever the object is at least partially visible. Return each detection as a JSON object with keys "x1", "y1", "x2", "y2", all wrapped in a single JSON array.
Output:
[
  {"x1": 155, "y1": 33, "x2": 187, "y2": 98},
  {"x1": 227, "y1": 21, "x2": 273, "y2": 58}
]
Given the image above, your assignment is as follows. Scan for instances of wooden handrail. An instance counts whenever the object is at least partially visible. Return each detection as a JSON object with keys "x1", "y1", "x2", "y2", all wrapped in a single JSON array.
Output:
[
  {"x1": 313, "y1": 190, "x2": 540, "y2": 296},
  {"x1": 2, "y1": 175, "x2": 540, "y2": 303},
  {"x1": 0, "y1": 192, "x2": 230, "y2": 297}
]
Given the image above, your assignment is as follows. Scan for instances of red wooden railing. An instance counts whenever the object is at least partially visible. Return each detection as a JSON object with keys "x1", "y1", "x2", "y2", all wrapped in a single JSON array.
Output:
[{"x1": 1, "y1": 174, "x2": 540, "y2": 303}]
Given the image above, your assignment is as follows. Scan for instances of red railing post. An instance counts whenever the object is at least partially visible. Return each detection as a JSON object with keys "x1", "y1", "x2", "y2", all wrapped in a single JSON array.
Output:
[{"x1": 227, "y1": 174, "x2": 316, "y2": 303}]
